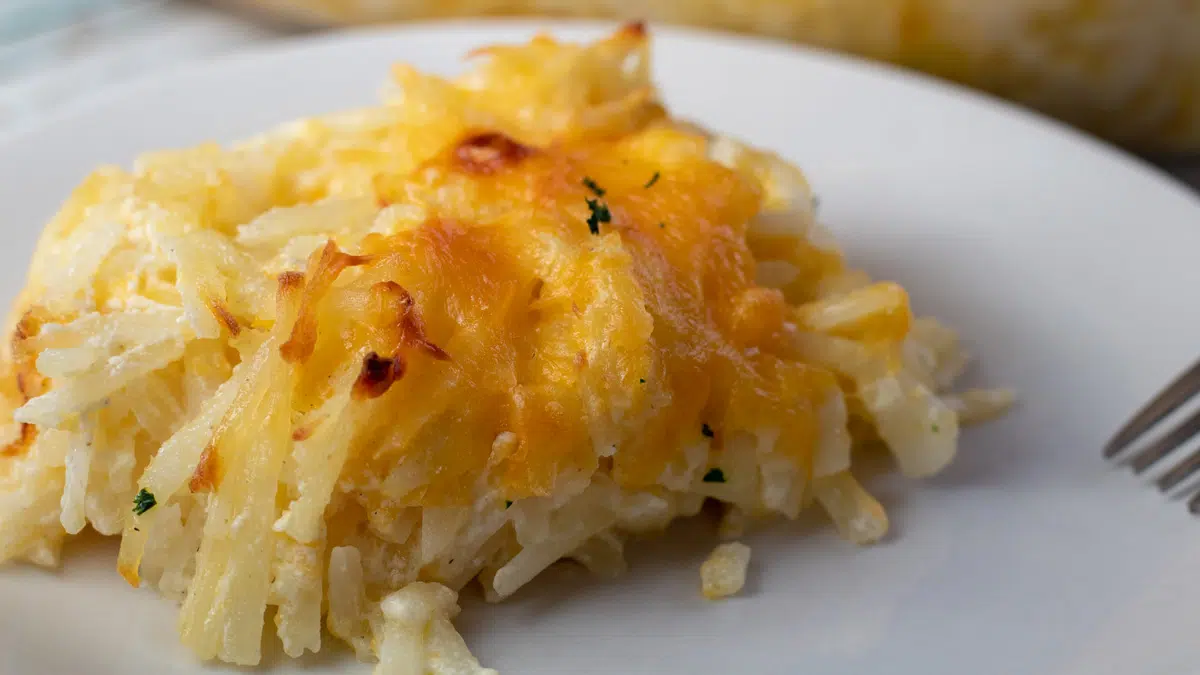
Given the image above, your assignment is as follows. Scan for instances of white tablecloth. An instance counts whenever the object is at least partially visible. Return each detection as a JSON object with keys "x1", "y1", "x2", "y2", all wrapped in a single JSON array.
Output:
[
  {"x1": 2, "y1": 0, "x2": 1197, "y2": 190},
  {"x1": 0, "y1": 1, "x2": 282, "y2": 138}
]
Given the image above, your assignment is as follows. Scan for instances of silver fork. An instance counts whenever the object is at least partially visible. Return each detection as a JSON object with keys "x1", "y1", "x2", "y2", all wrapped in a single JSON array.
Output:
[{"x1": 1105, "y1": 359, "x2": 1200, "y2": 513}]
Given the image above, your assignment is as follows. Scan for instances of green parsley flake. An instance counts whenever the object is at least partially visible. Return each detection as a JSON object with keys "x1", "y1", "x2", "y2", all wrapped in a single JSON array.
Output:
[
  {"x1": 931, "y1": 423, "x2": 940, "y2": 433},
  {"x1": 701, "y1": 423, "x2": 715, "y2": 438},
  {"x1": 702, "y1": 468, "x2": 726, "y2": 484},
  {"x1": 582, "y1": 176, "x2": 606, "y2": 197},
  {"x1": 132, "y1": 488, "x2": 157, "y2": 516},
  {"x1": 639, "y1": 378, "x2": 646, "y2": 384},
  {"x1": 644, "y1": 171, "x2": 660, "y2": 188},
  {"x1": 505, "y1": 500, "x2": 513, "y2": 509},
  {"x1": 586, "y1": 197, "x2": 611, "y2": 235},
  {"x1": 658, "y1": 222, "x2": 665, "y2": 229}
]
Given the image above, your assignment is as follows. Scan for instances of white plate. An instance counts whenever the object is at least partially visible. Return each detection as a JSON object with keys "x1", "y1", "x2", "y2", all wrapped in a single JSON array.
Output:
[{"x1": 2, "y1": 20, "x2": 1200, "y2": 675}]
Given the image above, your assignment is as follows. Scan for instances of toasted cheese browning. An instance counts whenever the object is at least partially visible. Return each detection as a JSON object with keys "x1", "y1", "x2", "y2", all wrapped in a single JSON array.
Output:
[{"x1": 300, "y1": 124, "x2": 832, "y2": 504}]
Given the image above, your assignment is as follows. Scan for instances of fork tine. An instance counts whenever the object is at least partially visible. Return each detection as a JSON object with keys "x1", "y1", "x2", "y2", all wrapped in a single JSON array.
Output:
[
  {"x1": 1128, "y1": 407, "x2": 1200, "y2": 473},
  {"x1": 1188, "y1": 491, "x2": 1200, "y2": 514},
  {"x1": 1158, "y1": 446, "x2": 1200, "y2": 492},
  {"x1": 1105, "y1": 359, "x2": 1200, "y2": 458}
]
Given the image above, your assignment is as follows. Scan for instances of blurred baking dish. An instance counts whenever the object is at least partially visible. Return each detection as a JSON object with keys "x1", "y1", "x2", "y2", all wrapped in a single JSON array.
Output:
[{"x1": 218, "y1": 0, "x2": 1200, "y2": 156}]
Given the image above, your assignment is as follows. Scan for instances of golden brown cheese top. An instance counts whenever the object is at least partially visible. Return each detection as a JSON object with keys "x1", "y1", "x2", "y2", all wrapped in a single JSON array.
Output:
[{"x1": 303, "y1": 124, "x2": 837, "y2": 504}]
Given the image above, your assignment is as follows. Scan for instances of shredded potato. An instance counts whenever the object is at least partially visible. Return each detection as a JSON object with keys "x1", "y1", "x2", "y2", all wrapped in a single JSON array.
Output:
[
  {"x1": 701, "y1": 541, "x2": 752, "y2": 599},
  {"x1": 0, "y1": 25, "x2": 1011, "y2": 672}
]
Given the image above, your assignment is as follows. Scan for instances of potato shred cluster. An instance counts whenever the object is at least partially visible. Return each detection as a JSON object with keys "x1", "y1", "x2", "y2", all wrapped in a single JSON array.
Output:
[{"x1": 0, "y1": 25, "x2": 1010, "y2": 673}]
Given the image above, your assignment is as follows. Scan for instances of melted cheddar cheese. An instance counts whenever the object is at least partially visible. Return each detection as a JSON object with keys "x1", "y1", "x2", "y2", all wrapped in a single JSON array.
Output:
[{"x1": 286, "y1": 123, "x2": 838, "y2": 504}]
